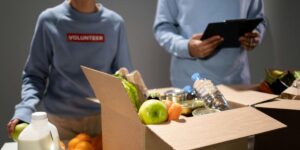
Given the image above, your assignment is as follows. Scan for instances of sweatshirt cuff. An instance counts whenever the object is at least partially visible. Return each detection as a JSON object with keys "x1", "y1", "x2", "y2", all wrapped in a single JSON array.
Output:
[
  {"x1": 13, "y1": 108, "x2": 33, "y2": 123},
  {"x1": 175, "y1": 39, "x2": 194, "y2": 59}
]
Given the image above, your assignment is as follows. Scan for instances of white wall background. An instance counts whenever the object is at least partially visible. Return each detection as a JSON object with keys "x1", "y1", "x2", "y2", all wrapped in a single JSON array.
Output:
[{"x1": 1, "y1": 0, "x2": 300, "y2": 145}]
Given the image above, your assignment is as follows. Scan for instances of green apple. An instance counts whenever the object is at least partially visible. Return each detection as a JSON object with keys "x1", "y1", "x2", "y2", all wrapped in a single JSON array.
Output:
[
  {"x1": 138, "y1": 99, "x2": 168, "y2": 124},
  {"x1": 11, "y1": 123, "x2": 29, "y2": 141}
]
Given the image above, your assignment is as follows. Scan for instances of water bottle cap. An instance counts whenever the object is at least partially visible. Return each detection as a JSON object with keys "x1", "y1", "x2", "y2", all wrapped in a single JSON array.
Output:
[
  {"x1": 183, "y1": 85, "x2": 193, "y2": 93},
  {"x1": 191, "y1": 72, "x2": 201, "y2": 81},
  {"x1": 32, "y1": 112, "x2": 47, "y2": 120}
]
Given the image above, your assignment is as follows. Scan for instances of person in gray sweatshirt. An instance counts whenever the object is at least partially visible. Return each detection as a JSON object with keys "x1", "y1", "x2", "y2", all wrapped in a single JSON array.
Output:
[{"x1": 7, "y1": 0, "x2": 132, "y2": 140}]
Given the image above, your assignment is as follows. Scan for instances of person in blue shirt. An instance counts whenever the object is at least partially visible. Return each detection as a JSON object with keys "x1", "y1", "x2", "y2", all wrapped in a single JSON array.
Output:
[
  {"x1": 153, "y1": 0, "x2": 266, "y2": 88},
  {"x1": 7, "y1": 0, "x2": 132, "y2": 140}
]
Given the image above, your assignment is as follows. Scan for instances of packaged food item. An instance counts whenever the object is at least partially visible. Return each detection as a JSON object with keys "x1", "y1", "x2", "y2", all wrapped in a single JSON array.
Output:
[
  {"x1": 183, "y1": 85, "x2": 198, "y2": 100},
  {"x1": 162, "y1": 88, "x2": 205, "y2": 116},
  {"x1": 164, "y1": 89, "x2": 186, "y2": 103},
  {"x1": 280, "y1": 79, "x2": 300, "y2": 100},
  {"x1": 192, "y1": 73, "x2": 230, "y2": 111},
  {"x1": 18, "y1": 112, "x2": 61, "y2": 150},
  {"x1": 180, "y1": 100, "x2": 205, "y2": 116},
  {"x1": 262, "y1": 69, "x2": 299, "y2": 95}
]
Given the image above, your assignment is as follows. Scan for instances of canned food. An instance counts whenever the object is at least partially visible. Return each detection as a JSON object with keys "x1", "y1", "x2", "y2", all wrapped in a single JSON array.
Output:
[
  {"x1": 181, "y1": 100, "x2": 205, "y2": 116},
  {"x1": 164, "y1": 89, "x2": 186, "y2": 103}
]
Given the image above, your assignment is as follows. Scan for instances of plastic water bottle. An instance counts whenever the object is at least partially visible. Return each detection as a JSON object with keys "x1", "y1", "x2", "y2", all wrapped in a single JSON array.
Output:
[
  {"x1": 192, "y1": 73, "x2": 230, "y2": 110},
  {"x1": 18, "y1": 112, "x2": 61, "y2": 150},
  {"x1": 183, "y1": 85, "x2": 197, "y2": 100}
]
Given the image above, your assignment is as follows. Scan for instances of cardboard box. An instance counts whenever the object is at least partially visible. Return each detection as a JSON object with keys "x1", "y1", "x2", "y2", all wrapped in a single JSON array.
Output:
[
  {"x1": 254, "y1": 100, "x2": 300, "y2": 150},
  {"x1": 218, "y1": 85, "x2": 300, "y2": 150},
  {"x1": 82, "y1": 67, "x2": 285, "y2": 150}
]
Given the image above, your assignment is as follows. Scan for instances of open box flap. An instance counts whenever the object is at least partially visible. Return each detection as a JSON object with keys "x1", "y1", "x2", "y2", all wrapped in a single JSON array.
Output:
[
  {"x1": 217, "y1": 85, "x2": 278, "y2": 106},
  {"x1": 147, "y1": 107, "x2": 285, "y2": 150},
  {"x1": 255, "y1": 99, "x2": 300, "y2": 111},
  {"x1": 81, "y1": 66, "x2": 140, "y2": 124}
]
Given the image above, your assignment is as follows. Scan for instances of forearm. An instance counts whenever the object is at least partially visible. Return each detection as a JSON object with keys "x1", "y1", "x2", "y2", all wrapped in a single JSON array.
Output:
[
  {"x1": 13, "y1": 72, "x2": 47, "y2": 123},
  {"x1": 153, "y1": 0, "x2": 193, "y2": 59},
  {"x1": 154, "y1": 23, "x2": 192, "y2": 59}
]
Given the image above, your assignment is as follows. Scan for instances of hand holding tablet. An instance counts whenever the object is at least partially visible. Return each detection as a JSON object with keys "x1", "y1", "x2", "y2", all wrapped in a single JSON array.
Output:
[{"x1": 201, "y1": 18, "x2": 263, "y2": 48}]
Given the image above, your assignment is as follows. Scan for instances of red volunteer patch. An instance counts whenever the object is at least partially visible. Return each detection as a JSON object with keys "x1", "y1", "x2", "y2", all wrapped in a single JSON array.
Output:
[{"x1": 67, "y1": 33, "x2": 105, "y2": 42}]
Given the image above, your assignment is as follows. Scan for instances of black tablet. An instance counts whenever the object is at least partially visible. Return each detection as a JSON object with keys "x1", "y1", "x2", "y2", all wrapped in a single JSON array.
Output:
[{"x1": 201, "y1": 18, "x2": 263, "y2": 48}]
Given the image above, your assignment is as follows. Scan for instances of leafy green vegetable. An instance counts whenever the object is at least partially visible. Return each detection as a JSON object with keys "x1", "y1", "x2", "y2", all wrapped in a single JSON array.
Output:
[
  {"x1": 294, "y1": 71, "x2": 300, "y2": 80},
  {"x1": 115, "y1": 73, "x2": 140, "y2": 111}
]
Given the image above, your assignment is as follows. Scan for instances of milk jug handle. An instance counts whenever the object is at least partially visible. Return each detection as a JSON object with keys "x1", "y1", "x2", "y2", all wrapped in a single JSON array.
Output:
[{"x1": 49, "y1": 125, "x2": 61, "y2": 150}]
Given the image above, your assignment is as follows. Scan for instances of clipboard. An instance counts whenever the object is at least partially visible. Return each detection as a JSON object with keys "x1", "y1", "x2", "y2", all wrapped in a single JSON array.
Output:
[{"x1": 201, "y1": 18, "x2": 263, "y2": 48}]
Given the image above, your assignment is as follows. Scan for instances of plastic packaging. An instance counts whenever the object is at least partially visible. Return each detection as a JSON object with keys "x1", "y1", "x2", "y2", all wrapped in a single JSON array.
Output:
[
  {"x1": 192, "y1": 73, "x2": 230, "y2": 110},
  {"x1": 18, "y1": 112, "x2": 61, "y2": 150},
  {"x1": 183, "y1": 85, "x2": 198, "y2": 100},
  {"x1": 164, "y1": 88, "x2": 186, "y2": 103}
]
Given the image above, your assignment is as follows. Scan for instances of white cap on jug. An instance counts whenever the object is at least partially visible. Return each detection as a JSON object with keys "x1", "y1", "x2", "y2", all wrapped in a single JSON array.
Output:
[{"x1": 32, "y1": 112, "x2": 47, "y2": 120}]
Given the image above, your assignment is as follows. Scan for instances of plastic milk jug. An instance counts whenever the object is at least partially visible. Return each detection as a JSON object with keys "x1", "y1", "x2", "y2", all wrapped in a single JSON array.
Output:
[{"x1": 18, "y1": 112, "x2": 61, "y2": 150}]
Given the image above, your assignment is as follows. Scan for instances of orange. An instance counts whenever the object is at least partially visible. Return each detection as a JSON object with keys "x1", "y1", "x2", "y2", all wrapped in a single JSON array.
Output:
[
  {"x1": 76, "y1": 133, "x2": 92, "y2": 142},
  {"x1": 74, "y1": 141, "x2": 95, "y2": 150},
  {"x1": 168, "y1": 103, "x2": 182, "y2": 121},
  {"x1": 68, "y1": 137, "x2": 81, "y2": 150},
  {"x1": 91, "y1": 134, "x2": 102, "y2": 150}
]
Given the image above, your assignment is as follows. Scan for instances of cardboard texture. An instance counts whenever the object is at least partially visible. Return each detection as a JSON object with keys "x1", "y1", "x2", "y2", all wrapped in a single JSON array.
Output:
[
  {"x1": 218, "y1": 85, "x2": 300, "y2": 150},
  {"x1": 254, "y1": 99, "x2": 300, "y2": 150},
  {"x1": 217, "y1": 85, "x2": 278, "y2": 106},
  {"x1": 280, "y1": 86, "x2": 300, "y2": 100},
  {"x1": 82, "y1": 66, "x2": 144, "y2": 150},
  {"x1": 147, "y1": 107, "x2": 284, "y2": 150},
  {"x1": 255, "y1": 99, "x2": 300, "y2": 111},
  {"x1": 200, "y1": 138, "x2": 248, "y2": 150},
  {"x1": 82, "y1": 67, "x2": 286, "y2": 150}
]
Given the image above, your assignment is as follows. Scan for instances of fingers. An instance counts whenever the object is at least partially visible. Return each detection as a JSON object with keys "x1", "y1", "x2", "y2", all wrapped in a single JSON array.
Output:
[
  {"x1": 7, "y1": 119, "x2": 19, "y2": 137},
  {"x1": 188, "y1": 35, "x2": 223, "y2": 58},
  {"x1": 199, "y1": 36, "x2": 223, "y2": 57},
  {"x1": 246, "y1": 31, "x2": 259, "y2": 38},
  {"x1": 205, "y1": 35, "x2": 222, "y2": 44},
  {"x1": 202, "y1": 36, "x2": 223, "y2": 49},
  {"x1": 191, "y1": 33, "x2": 203, "y2": 40},
  {"x1": 239, "y1": 32, "x2": 260, "y2": 50},
  {"x1": 240, "y1": 37, "x2": 258, "y2": 50}
]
